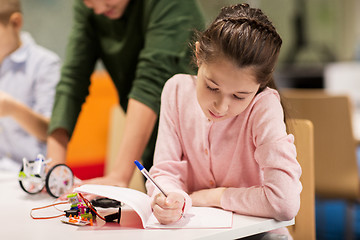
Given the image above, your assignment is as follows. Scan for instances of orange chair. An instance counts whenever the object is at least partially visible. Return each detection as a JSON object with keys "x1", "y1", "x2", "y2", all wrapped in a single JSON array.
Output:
[{"x1": 66, "y1": 71, "x2": 118, "y2": 180}]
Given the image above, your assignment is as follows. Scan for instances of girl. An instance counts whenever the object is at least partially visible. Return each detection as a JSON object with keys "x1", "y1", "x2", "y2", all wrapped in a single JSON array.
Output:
[{"x1": 146, "y1": 3, "x2": 302, "y2": 238}]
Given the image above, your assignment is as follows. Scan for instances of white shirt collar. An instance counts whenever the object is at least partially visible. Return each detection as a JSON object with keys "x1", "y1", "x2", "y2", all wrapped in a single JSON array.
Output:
[{"x1": 7, "y1": 31, "x2": 35, "y2": 64}]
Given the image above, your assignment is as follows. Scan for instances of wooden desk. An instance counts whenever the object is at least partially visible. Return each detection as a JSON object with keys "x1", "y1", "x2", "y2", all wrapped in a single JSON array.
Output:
[{"x1": 0, "y1": 171, "x2": 294, "y2": 240}]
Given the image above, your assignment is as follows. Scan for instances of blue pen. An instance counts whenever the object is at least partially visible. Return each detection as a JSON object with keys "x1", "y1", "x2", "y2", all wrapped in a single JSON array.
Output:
[
  {"x1": 135, "y1": 160, "x2": 185, "y2": 219},
  {"x1": 134, "y1": 160, "x2": 168, "y2": 197}
]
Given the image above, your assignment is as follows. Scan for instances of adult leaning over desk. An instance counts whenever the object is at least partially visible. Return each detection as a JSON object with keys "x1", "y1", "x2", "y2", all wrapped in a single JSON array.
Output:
[{"x1": 46, "y1": 0, "x2": 204, "y2": 187}]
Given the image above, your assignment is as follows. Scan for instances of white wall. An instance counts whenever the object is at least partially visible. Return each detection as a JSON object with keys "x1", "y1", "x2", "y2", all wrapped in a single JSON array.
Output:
[
  {"x1": 21, "y1": 0, "x2": 74, "y2": 61},
  {"x1": 21, "y1": 0, "x2": 360, "y2": 64}
]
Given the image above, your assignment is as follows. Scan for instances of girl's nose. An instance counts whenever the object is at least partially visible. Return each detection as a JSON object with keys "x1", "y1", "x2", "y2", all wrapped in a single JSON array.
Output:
[
  {"x1": 214, "y1": 97, "x2": 229, "y2": 114},
  {"x1": 90, "y1": 2, "x2": 107, "y2": 15}
]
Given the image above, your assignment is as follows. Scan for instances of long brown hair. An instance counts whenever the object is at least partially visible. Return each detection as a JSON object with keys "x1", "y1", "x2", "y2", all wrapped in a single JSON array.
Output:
[{"x1": 195, "y1": 3, "x2": 282, "y2": 93}]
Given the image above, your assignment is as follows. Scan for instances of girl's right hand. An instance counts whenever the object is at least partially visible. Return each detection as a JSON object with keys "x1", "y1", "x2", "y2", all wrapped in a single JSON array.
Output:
[{"x1": 151, "y1": 192, "x2": 185, "y2": 225}]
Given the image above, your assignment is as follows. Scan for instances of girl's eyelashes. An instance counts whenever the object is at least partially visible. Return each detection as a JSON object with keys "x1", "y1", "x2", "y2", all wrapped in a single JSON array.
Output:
[
  {"x1": 206, "y1": 84, "x2": 245, "y2": 100},
  {"x1": 206, "y1": 84, "x2": 219, "y2": 92},
  {"x1": 233, "y1": 95, "x2": 245, "y2": 100}
]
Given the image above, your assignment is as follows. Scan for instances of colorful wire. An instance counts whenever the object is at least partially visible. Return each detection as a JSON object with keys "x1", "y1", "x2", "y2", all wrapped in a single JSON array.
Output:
[{"x1": 30, "y1": 202, "x2": 68, "y2": 219}]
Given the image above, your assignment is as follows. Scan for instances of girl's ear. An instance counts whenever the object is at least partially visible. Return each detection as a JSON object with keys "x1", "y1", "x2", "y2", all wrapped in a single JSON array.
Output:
[{"x1": 195, "y1": 41, "x2": 201, "y2": 67}]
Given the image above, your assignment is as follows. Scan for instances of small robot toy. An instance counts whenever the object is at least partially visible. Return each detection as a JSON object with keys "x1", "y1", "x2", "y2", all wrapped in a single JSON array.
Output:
[
  {"x1": 61, "y1": 193, "x2": 122, "y2": 226},
  {"x1": 18, "y1": 154, "x2": 74, "y2": 198}
]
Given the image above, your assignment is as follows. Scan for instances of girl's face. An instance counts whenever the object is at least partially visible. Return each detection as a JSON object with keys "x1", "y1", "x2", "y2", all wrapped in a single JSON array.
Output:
[
  {"x1": 83, "y1": 0, "x2": 131, "y2": 19},
  {"x1": 196, "y1": 57, "x2": 260, "y2": 122}
]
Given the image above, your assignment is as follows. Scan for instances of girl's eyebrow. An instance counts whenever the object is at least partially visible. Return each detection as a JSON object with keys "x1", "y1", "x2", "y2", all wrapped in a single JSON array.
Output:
[
  {"x1": 209, "y1": 79, "x2": 219, "y2": 86},
  {"x1": 208, "y1": 79, "x2": 253, "y2": 94}
]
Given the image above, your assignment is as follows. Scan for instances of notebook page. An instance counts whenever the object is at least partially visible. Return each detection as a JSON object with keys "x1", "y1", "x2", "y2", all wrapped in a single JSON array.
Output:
[{"x1": 146, "y1": 206, "x2": 233, "y2": 229}]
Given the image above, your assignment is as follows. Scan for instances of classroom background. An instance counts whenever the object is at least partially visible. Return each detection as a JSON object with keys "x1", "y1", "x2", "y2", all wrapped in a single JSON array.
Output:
[{"x1": 21, "y1": 0, "x2": 360, "y2": 239}]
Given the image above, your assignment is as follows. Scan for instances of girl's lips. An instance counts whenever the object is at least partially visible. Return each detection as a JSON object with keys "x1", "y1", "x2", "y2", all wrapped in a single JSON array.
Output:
[
  {"x1": 104, "y1": 9, "x2": 115, "y2": 17},
  {"x1": 209, "y1": 110, "x2": 223, "y2": 119}
]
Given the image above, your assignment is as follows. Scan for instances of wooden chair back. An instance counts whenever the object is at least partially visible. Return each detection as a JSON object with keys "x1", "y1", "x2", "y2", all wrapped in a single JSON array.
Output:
[
  {"x1": 286, "y1": 119, "x2": 316, "y2": 240},
  {"x1": 282, "y1": 89, "x2": 359, "y2": 200}
]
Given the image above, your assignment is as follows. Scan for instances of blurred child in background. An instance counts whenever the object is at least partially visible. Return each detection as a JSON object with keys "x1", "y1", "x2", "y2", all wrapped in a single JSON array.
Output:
[{"x1": 0, "y1": 0, "x2": 60, "y2": 171}]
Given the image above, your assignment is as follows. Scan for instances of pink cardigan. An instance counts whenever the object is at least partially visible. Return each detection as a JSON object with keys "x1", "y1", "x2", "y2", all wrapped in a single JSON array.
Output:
[{"x1": 147, "y1": 74, "x2": 302, "y2": 237}]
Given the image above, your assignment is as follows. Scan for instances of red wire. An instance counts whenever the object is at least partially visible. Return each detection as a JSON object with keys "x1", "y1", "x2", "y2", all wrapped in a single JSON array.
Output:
[
  {"x1": 30, "y1": 202, "x2": 68, "y2": 219},
  {"x1": 78, "y1": 193, "x2": 106, "y2": 221}
]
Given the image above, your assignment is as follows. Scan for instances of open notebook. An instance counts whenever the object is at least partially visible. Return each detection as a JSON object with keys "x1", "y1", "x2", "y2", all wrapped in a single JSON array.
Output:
[{"x1": 74, "y1": 184, "x2": 233, "y2": 229}]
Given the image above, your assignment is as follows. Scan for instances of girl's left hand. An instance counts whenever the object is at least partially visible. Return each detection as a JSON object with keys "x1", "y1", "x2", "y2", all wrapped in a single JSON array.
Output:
[{"x1": 190, "y1": 187, "x2": 226, "y2": 208}]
